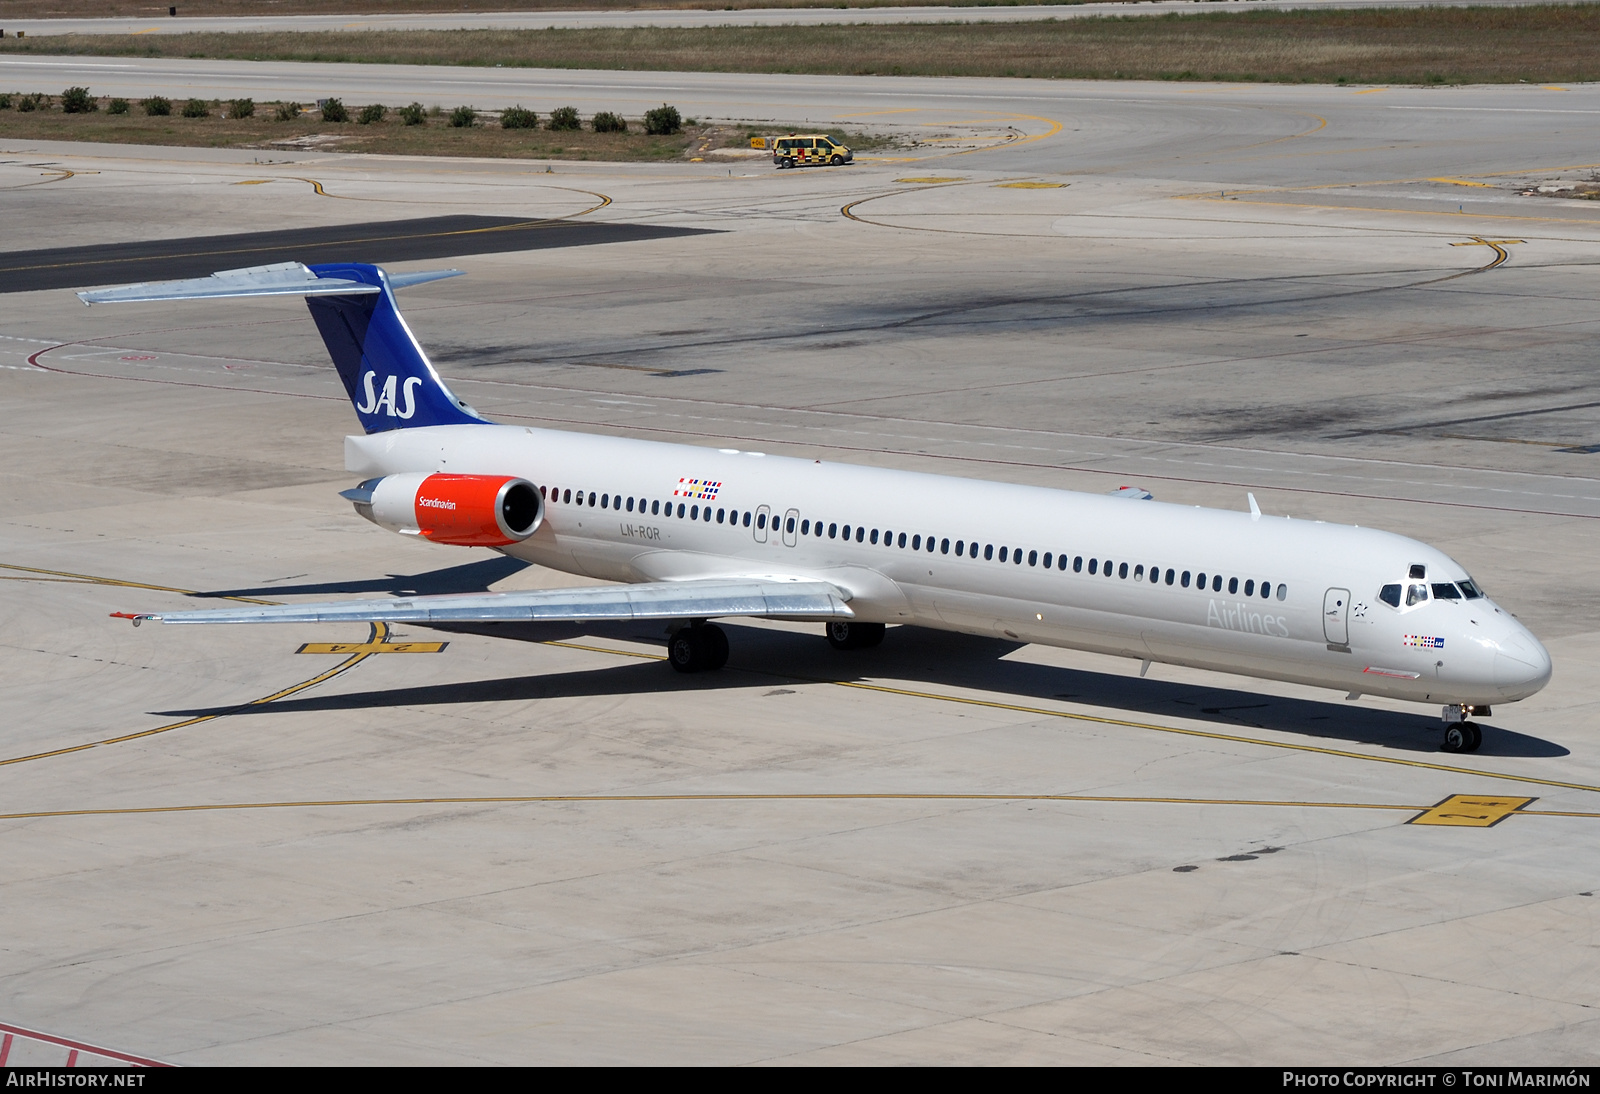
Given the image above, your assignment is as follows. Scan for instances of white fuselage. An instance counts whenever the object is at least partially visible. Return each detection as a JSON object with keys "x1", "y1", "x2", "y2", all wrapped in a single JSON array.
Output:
[{"x1": 347, "y1": 425, "x2": 1552, "y2": 707}]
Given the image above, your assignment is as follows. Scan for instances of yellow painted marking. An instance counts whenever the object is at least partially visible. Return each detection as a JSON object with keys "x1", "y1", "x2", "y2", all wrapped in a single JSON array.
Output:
[
  {"x1": 0, "y1": 562, "x2": 392, "y2": 769},
  {"x1": 1429, "y1": 177, "x2": 1497, "y2": 188},
  {"x1": 537, "y1": 638, "x2": 1600, "y2": 799},
  {"x1": 233, "y1": 179, "x2": 273, "y2": 186},
  {"x1": 950, "y1": 112, "x2": 1063, "y2": 158},
  {"x1": 0, "y1": 793, "x2": 1429, "y2": 824},
  {"x1": 0, "y1": 562, "x2": 276, "y2": 604},
  {"x1": 1410, "y1": 794, "x2": 1535, "y2": 827},
  {"x1": 895, "y1": 177, "x2": 964, "y2": 184},
  {"x1": 1177, "y1": 193, "x2": 1596, "y2": 226},
  {"x1": 1354, "y1": 88, "x2": 1385, "y2": 95},
  {"x1": 296, "y1": 641, "x2": 445, "y2": 654},
  {"x1": 1450, "y1": 237, "x2": 1525, "y2": 246},
  {"x1": 1543, "y1": 86, "x2": 1569, "y2": 91},
  {"x1": 131, "y1": 27, "x2": 160, "y2": 35},
  {"x1": 0, "y1": 622, "x2": 388, "y2": 769},
  {"x1": 996, "y1": 182, "x2": 1066, "y2": 189}
]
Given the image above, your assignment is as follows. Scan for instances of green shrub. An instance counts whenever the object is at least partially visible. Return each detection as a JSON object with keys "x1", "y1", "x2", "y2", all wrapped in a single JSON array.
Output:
[
  {"x1": 60, "y1": 86, "x2": 95, "y2": 114},
  {"x1": 17, "y1": 94, "x2": 35, "y2": 113},
  {"x1": 229, "y1": 97, "x2": 254, "y2": 119},
  {"x1": 449, "y1": 104, "x2": 476, "y2": 128},
  {"x1": 357, "y1": 102, "x2": 385, "y2": 124},
  {"x1": 320, "y1": 98, "x2": 348, "y2": 122},
  {"x1": 274, "y1": 101, "x2": 300, "y2": 121},
  {"x1": 643, "y1": 103, "x2": 681, "y2": 135},
  {"x1": 181, "y1": 97, "x2": 209, "y2": 118},
  {"x1": 499, "y1": 104, "x2": 537, "y2": 129},
  {"x1": 107, "y1": 97, "x2": 129, "y2": 115},
  {"x1": 0, "y1": 93, "x2": 11, "y2": 110},
  {"x1": 142, "y1": 95, "x2": 171, "y2": 116},
  {"x1": 398, "y1": 101, "x2": 425, "y2": 126},
  {"x1": 547, "y1": 105, "x2": 580, "y2": 131},
  {"x1": 590, "y1": 111, "x2": 627, "y2": 133}
]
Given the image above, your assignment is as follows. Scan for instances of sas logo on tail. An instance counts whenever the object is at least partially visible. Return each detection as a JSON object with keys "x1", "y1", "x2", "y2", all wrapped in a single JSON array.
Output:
[{"x1": 356, "y1": 371, "x2": 424, "y2": 418}]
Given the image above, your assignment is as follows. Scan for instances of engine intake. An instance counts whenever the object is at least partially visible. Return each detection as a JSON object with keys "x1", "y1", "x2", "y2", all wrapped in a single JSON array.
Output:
[{"x1": 343, "y1": 473, "x2": 543, "y2": 546}]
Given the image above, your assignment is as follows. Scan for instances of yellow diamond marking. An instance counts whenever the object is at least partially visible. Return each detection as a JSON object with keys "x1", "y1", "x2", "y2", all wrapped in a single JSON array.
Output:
[
  {"x1": 1410, "y1": 793, "x2": 1535, "y2": 827},
  {"x1": 296, "y1": 641, "x2": 448, "y2": 654}
]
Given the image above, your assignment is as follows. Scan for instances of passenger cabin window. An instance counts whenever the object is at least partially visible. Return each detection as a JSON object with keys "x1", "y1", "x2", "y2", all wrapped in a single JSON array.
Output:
[
  {"x1": 653, "y1": 500, "x2": 661, "y2": 515},
  {"x1": 1074, "y1": 556, "x2": 1083, "y2": 572},
  {"x1": 1379, "y1": 584, "x2": 1402, "y2": 608}
]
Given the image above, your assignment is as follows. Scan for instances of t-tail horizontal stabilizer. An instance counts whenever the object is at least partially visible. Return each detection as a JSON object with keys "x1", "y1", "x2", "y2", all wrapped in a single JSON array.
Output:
[
  {"x1": 75, "y1": 261, "x2": 462, "y2": 304},
  {"x1": 74, "y1": 261, "x2": 487, "y2": 434}
]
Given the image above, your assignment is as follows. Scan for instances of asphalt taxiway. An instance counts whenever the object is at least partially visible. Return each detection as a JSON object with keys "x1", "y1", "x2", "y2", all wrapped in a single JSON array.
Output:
[{"x1": 1, "y1": 71, "x2": 1598, "y2": 1064}]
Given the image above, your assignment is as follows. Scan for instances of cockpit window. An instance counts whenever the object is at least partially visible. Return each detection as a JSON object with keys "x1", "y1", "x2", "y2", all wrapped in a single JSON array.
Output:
[
  {"x1": 1431, "y1": 583, "x2": 1462, "y2": 601},
  {"x1": 1379, "y1": 584, "x2": 1401, "y2": 608},
  {"x1": 1458, "y1": 578, "x2": 1484, "y2": 600},
  {"x1": 1406, "y1": 584, "x2": 1429, "y2": 606}
]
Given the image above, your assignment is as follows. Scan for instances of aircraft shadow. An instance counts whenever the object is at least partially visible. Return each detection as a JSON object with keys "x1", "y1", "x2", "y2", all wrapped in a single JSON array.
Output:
[
  {"x1": 194, "y1": 556, "x2": 531, "y2": 600},
  {"x1": 159, "y1": 620, "x2": 1567, "y2": 759}
]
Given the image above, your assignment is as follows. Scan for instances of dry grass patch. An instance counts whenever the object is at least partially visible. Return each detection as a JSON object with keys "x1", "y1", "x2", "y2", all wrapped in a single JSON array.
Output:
[
  {"x1": 0, "y1": 98, "x2": 708, "y2": 160},
  {"x1": 5, "y1": 7, "x2": 1598, "y2": 83},
  {"x1": 0, "y1": 0, "x2": 1064, "y2": 15}
]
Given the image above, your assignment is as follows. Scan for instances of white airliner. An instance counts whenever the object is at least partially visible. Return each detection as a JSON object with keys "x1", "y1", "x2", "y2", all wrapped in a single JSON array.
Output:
[{"x1": 83, "y1": 261, "x2": 1552, "y2": 754}]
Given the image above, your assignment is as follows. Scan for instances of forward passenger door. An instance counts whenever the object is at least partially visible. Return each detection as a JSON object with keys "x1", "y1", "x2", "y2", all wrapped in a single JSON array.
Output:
[{"x1": 1323, "y1": 588, "x2": 1350, "y2": 646}]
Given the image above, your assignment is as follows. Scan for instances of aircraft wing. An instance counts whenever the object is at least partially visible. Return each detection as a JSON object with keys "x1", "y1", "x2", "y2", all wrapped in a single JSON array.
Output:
[{"x1": 113, "y1": 578, "x2": 853, "y2": 626}]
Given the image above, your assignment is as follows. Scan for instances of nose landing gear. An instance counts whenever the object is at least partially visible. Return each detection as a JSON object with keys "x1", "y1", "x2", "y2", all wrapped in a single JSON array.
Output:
[
  {"x1": 1441, "y1": 704, "x2": 1490, "y2": 753},
  {"x1": 1443, "y1": 721, "x2": 1482, "y2": 753}
]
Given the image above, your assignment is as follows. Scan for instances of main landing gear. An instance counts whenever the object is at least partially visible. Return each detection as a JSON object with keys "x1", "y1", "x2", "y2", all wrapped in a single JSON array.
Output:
[
  {"x1": 668, "y1": 623, "x2": 729, "y2": 673},
  {"x1": 825, "y1": 621, "x2": 886, "y2": 650},
  {"x1": 1441, "y1": 704, "x2": 1490, "y2": 753}
]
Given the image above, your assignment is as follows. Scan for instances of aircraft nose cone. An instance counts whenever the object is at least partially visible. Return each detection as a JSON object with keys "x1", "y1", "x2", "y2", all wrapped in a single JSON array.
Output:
[{"x1": 1494, "y1": 630, "x2": 1552, "y2": 699}]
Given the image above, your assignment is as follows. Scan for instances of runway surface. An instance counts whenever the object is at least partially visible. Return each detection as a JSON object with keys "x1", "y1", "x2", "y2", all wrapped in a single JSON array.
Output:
[
  {"x1": 6, "y1": 0, "x2": 1585, "y2": 36},
  {"x1": 2, "y1": 68, "x2": 1598, "y2": 1064}
]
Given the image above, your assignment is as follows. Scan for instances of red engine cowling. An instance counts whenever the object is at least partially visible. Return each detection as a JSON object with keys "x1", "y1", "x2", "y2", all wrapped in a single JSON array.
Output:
[{"x1": 355, "y1": 472, "x2": 543, "y2": 546}]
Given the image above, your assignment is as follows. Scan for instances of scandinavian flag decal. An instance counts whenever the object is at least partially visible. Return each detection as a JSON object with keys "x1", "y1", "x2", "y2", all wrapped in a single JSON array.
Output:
[{"x1": 675, "y1": 477, "x2": 722, "y2": 501}]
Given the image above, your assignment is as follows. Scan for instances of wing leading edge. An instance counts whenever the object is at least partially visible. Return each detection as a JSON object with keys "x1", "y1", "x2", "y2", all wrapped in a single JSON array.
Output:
[{"x1": 113, "y1": 579, "x2": 853, "y2": 626}]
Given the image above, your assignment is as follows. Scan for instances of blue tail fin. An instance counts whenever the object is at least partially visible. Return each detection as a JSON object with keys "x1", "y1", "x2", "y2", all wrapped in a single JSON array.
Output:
[{"x1": 305, "y1": 263, "x2": 489, "y2": 433}]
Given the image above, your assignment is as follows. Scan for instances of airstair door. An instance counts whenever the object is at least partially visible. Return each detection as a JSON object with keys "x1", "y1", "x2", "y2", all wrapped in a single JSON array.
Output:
[{"x1": 1323, "y1": 588, "x2": 1350, "y2": 646}]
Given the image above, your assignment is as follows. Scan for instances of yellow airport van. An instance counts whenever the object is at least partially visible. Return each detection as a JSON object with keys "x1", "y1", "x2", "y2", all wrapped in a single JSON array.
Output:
[{"x1": 771, "y1": 134, "x2": 853, "y2": 169}]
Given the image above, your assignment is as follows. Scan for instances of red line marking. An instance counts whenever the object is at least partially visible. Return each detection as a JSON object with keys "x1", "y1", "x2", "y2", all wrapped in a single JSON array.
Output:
[
  {"x1": 0, "y1": 1022, "x2": 169, "y2": 1067},
  {"x1": 66, "y1": 1049, "x2": 78, "y2": 1067},
  {"x1": 1, "y1": 1033, "x2": 12, "y2": 1065}
]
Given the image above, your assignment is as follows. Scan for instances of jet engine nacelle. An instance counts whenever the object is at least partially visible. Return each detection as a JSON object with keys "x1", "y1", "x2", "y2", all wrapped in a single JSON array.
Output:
[{"x1": 345, "y1": 472, "x2": 543, "y2": 546}]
